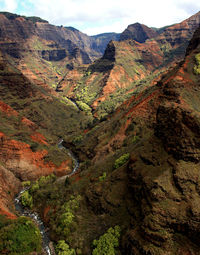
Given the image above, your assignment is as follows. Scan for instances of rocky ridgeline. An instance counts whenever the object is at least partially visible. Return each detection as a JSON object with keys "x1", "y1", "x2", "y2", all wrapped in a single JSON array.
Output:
[{"x1": 122, "y1": 26, "x2": 200, "y2": 254}]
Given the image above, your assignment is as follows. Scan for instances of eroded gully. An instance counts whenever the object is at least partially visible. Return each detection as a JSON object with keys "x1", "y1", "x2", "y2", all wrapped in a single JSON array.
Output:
[{"x1": 14, "y1": 139, "x2": 79, "y2": 255}]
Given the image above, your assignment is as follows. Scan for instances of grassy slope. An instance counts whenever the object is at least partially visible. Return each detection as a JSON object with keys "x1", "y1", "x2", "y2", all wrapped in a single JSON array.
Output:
[{"x1": 0, "y1": 51, "x2": 92, "y2": 167}]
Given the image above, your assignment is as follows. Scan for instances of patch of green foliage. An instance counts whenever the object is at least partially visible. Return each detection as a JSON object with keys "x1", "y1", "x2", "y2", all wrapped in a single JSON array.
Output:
[
  {"x1": 56, "y1": 240, "x2": 76, "y2": 255},
  {"x1": 92, "y1": 226, "x2": 121, "y2": 255},
  {"x1": 84, "y1": 71, "x2": 91, "y2": 77},
  {"x1": 194, "y1": 53, "x2": 200, "y2": 75},
  {"x1": 73, "y1": 73, "x2": 102, "y2": 106},
  {"x1": 99, "y1": 172, "x2": 107, "y2": 182},
  {"x1": 114, "y1": 153, "x2": 130, "y2": 169},
  {"x1": 73, "y1": 135, "x2": 83, "y2": 145},
  {"x1": 0, "y1": 215, "x2": 42, "y2": 254},
  {"x1": 22, "y1": 181, "x2": 31, "y2": 187},
  {"x1": 21, "y1": 190, "x2": 33, "y2": 209},
  {"x1": 56, "y1": 195, "x2": 81, "y2": 237},
  {"x1": 30, "y1": 174, "x2": 56, "y2": 193},
  {"x1": 132, "y1": 135, "x2": 139, "y2": 143},
  {"x1": 76, "y1": 101, "x2": 91, "y2": 114},
  {"x1": 30, "y1": 181, "x2": 40, "y2": 193}
]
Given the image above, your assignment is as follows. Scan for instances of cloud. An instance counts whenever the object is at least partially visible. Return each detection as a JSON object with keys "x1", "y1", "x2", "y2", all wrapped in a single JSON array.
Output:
[
  {"x1": 0, "y1": 0, "x2": 199, "y2": 35},
  {"x1": 0, "y1": 0, "x2": 18, "y2": 12}
]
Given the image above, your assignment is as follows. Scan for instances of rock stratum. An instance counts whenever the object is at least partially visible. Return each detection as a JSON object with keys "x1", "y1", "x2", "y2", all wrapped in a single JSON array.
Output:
[
  {"x1": 1, "y1": 10, "x2": 200, "y2": 255},
  {"x1": 57, "y1": 11, "x2": 200, "y2": 119},
  {"x1": 28, "y1": 24, "x2": 200, "y2": 255}
]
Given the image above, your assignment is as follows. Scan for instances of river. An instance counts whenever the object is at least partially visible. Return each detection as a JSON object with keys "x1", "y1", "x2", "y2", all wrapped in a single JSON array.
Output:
[{"x1": 14, "y1": 140, "x2": 79, "y2": 255}]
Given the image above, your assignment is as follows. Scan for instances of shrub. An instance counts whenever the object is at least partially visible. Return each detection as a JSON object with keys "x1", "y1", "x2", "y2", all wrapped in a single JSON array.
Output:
[
  {"x1": 76, "y1": 101, "x2": 91, "y2": 113},
  {"x1": 114, "y1": 153, "x2": 130, "y2": 169},
  {"x1": 30, "y1": 174, "x2": 56, "y2": 194},
  {"x1": 30, "y1": 181, "x2": 40, "y2": 193},
  {"x1": 132, "y1": 135, "x2": 139, "y2": 143},
  {"x1": 92, "y1": 226, "x2": 121, "y2": 255},
  {"x1": 194, "y1": 53, "x2": 200, "y2": 75},
  {"x1": 22, "y1": 181, "x2": 31, "y2": 187},
  {"x1": 56, "y1": 240, "x2": 76, "y2": 255},
  {"x1": 99, "y1": 172, "x2": 107, "y2": 182},
  {"x1": 57, "y1": 195, "x2": 81, "y2": 237},
  {"x1": 73, "y1": 135, "x2": 83, "y2": 144},
  {"x1": 21, "y1": 190, "x2": 33, "y2": 208}
]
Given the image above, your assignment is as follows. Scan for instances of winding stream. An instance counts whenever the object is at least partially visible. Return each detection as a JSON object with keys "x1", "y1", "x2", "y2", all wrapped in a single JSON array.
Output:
[{"x1": 14, "y1": 140, "x2": 79, "y2": 255}]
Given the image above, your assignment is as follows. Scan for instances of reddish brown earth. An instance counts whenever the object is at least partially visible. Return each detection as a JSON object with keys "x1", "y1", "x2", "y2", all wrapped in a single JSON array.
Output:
[
  {"x1": 57, "y1": 12, "x2": 200, "y2": 117},
  {"x1": 0, "y1": 99, "x2": 72, "y2": 217},
  {"x1": 120, "y1": 26, "x2": 200, "y2": 254},
  {"x1": 0, "y1": 101, "x2": 18, "y2": 116},
  {"x1": 68, "y1": 25, "x2": 200, "y2": 254}
]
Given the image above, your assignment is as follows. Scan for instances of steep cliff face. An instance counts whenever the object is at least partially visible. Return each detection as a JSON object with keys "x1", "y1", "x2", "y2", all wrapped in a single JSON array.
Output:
[
  {"x1": 0, "y1": 12, "x2": 91, "y2": 92},
  {"x1": 0, "y1": 99, "x2": 73, "y2": 218},
  {"x1": 57, "y1": 12, "x2": 200, "y2": 121},
  {"x1": 121, "y1": 26, "x2": 200, "y2": 254},
  {"x1": 0, "y1": 12, "x2": 122, "y2": 96},
  {"x1": 0, "y1": 47, "x2": 93, "y2": 219}
]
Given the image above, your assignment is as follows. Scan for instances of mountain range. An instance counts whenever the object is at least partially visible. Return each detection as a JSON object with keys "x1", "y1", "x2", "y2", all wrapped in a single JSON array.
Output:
[{"x1": 0, "y1": 10, "x2": 200, "y2": 255}]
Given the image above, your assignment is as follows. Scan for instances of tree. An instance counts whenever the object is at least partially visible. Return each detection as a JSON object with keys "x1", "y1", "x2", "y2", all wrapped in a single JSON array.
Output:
[
  {"x1": 114, "y1": 153, "x2": 130, "y2": 169},
  {"x1": 21, "y1": 190, "x2": 33, "y2": 208},
  {"x1": 56, "y1": 240, "x2": 76, "y2": 255},
  {"x1": 92, "y1": 226, "x2": 121, "y2": 255}
]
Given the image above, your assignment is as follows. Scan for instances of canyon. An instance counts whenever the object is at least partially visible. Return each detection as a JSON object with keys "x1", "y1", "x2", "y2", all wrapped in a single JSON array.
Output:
[{"x1": 0, "y1": 10, "x2": 200, "y2": 255}]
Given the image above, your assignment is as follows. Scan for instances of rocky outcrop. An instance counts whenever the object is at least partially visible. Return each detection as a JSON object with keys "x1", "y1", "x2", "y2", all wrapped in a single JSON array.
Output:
[
  {"x1": 120, "y1": 22, "x2": 158, "y2": 42},
  {"x1": 122, "y1": 26, "x2": 200, "y2": 254},
  {"x1": 0, "y1": 164, "x2": 21, "y2": 219},
  {"x1": 40, "y1": 49, "x2": 67, "y2": 61},
  {"x1": 0, "y1": 134, "x2": 71, "y2": 180},
  {"x1": 156, "y1": 102, "x2": 200, "y2": 162}
]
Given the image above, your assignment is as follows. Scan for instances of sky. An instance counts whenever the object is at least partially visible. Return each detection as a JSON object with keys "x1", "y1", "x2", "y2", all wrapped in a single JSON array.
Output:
[{"x1": 0, "y1": 0, "x2": 200, "y2": 35}]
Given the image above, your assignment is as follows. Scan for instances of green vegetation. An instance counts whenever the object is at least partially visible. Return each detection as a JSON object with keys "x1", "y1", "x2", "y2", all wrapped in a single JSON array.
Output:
[
  {"x1": 73, "y1": 135, "x2": 83, "y2": 145},
  {"x1": 76, "y1": 101, "x2": 91, "y2": 114},
  {"x1": 114, "y1": 153, "x2": 130, "y2": 169},
  {"x1": 194, "y1": 53, "x2": 200, "y2": 75},
  {"x1": 84, "y1": 71, "x2": 91, "y2": 77},
  {"x1": 30, "y1": 181, "x2": 40, "y2": 192},
  {"x1": 132, "y1": 135, "x2": 139, "y2": 143},
  {"x1": 92, "y1": 226, "x2": 121, "y2": 255},
  {"x1": 72, "y1": 73, "x2": 102, "y2": 106},
  {"x1": 56, "y1": 240, "x2": 76, "y2": 255},
  {"x1": 30, "y1": 174, "x2": 56, "y2": 193},
  {"x1": 21, "y1": 190, "x2": 33, "y2": 209},
  {"x1": 0, "y1": 12, "x2": 48, "y2": 23},
  {"x1": 22, "y1": 181, "x2": 31, "y2": 187},
  {"x1": 0, "y1": 215, "x2": 42, "y2": 254},
  {"x1": 56, "y1": 195, "x2": 81, "y2": 237},
  {"x1": 99, "y1": 172, "x2": 107, "y2": 182},
  {"x1": 43, "y1": 146, "x2": 72, "y2": 167}
]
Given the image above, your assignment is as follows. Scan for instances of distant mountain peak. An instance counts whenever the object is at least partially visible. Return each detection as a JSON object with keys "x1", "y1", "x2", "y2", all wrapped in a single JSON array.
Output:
[{"x1": 120, "y1": 22, "x2": 159, "y2": 43}]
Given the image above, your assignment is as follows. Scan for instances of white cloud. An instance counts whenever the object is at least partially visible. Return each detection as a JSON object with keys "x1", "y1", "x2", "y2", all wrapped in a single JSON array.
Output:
[
  {"x1": 0, "y1": 0, "x2": 200, "y2": 34},
  {"x1": 0, "y1": 0, "x2": 17, "y2": 12}
]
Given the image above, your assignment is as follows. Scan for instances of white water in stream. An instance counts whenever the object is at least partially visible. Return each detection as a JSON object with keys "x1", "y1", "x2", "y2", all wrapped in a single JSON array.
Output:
[{"x1": 14, "y1": 140, "x2": 79, "y2": 255}]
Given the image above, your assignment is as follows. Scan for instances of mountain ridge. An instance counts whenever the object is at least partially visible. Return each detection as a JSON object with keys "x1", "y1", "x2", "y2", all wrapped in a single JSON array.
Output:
[{"x1": 1, "y1": 10, "x2": 200, "y2": 255}]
